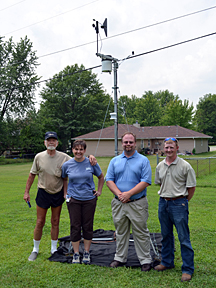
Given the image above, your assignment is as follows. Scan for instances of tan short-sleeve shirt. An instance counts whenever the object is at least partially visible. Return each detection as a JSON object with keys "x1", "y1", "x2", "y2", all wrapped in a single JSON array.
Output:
[
  {"x1": 155, "y1": 156, "x2": 196, "y2": 197},
  {"x1": 30, "y1": 150, "x2": 71, "y2": 194}
]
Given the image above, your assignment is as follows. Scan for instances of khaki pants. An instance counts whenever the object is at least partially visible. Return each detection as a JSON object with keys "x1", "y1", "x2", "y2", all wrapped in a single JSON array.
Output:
[{"x1": 111, "y1": 196, "x2": 152, "y2": 265}]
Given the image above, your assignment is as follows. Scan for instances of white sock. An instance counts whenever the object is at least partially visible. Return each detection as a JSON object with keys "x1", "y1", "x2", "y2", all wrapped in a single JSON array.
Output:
[
  {"x1": 51, "y1": 239, "x2": 58, "y2": 254},
  {"x1": 33, "y1": 239, "x2": 40, "y2": 253}
]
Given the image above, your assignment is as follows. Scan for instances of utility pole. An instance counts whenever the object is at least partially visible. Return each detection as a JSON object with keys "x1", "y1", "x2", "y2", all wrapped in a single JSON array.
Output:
[
  {"x1": 113, "y1": 60, "x2": 119, "y2": 156},
  {"x1": 93, "y1": 19, "x2": 119, "y2": 156},
  {"x1": 96, "y1": 53, "x2": 119, "y2": 156}
]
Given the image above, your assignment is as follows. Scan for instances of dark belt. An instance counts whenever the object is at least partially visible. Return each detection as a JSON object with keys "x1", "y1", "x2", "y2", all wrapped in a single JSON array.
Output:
[
  {"x1": 161, "y1": 196, "x2": 186, "y2": 201},
  {"x1": 115, "y1": 195, "x2": 146, "y2": 203}
]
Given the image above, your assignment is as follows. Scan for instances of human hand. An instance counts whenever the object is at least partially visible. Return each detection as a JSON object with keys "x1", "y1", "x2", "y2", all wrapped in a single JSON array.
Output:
[
  {"x1": 93, "y1": 190, "x2": 101, "y2": 197},
  {"x1": 118, "y1": 192, "x2": 131, "y2": 203},
  {"x1": 23, "y1": 192, "x2": 30, "y2": 203},
  {"x1": 89, "y1": 155, "x2": 97, "y2": 166}
]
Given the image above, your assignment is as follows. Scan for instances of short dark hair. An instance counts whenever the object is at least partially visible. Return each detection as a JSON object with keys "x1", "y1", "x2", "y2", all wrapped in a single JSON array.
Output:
[
  {"x1": 121, "y1": 132, "x2": 136, "y2": 142},
  {"x1": 73, "y1": 140, "x2": 86, "y2": 150}
]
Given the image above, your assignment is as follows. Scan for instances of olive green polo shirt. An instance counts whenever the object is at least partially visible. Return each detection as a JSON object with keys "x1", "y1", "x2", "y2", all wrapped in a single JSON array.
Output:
[{"x1": 155, "y1": 156, "x2": 196, "y2": 198}]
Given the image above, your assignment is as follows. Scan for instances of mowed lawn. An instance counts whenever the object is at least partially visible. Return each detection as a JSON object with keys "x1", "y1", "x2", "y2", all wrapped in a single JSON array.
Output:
[{"x1": 0, "y1": 156, "x2": 216, "y2": 288}]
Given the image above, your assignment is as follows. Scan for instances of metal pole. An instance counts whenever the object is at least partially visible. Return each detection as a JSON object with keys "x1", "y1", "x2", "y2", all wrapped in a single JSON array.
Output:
[{"x1": 113, "y1": 60, "x2": 118, "y2": 156}]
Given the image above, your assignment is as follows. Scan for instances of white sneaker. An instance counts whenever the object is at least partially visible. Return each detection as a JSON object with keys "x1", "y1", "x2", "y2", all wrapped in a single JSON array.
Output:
[
  {"x1": 72, "y1": 252, "x2": 80, "y2": 264},
  {"x1": 28, "y1": 251, "x2": 38, "y2": 261},
  {"x1": 82, "y1": 251, "x2": 90, "y2": 264}
]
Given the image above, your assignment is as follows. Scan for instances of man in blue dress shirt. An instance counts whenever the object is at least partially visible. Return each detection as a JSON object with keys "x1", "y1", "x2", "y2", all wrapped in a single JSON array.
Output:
[{"x1": 106, "y1": 132, "x2": 152, "y2": 272}]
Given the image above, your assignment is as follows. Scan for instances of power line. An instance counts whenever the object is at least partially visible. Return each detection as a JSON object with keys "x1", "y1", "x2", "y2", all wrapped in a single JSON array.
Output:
[
  {"x1": 121, "y1": 32, "x2": 216, "y2": 61},
  {"x1": 0, "y1": 64, "x2": 102, "y2": 93},
  {"x1": 3, "y1": 0, "x2": 101, "y2": 36},
  {"x1": 0, "y1": 0, "x2": 26, "y2": 12},
  {"x1": 37, "y1": 5, "x2": 216, "y2": 59},
  {"x1": 2, "y1": 5, "x2": 216, "y2": 66},
  {"x1": 0, "y1": 31, "x2": 215, "y2": 94},
  {"x1": 107, "y1": 5, "x2": 216, "y2": 41}
]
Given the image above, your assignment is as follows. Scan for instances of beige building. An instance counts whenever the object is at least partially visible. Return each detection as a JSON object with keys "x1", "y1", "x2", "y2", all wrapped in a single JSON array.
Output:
[{"x1": 73, "y1": 124, "x2": 212, "y2": 157}]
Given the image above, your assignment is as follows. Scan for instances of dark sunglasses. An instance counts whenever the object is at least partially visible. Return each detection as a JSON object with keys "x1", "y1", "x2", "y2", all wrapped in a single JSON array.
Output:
[{"x1": 164, "y1": 137, "x2": 178, "y2": 142}]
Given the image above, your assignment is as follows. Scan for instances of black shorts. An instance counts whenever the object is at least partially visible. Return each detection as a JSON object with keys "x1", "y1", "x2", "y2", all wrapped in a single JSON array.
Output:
[{"x1": 35, "y1": 188, "x2": 65, "y2": 209}]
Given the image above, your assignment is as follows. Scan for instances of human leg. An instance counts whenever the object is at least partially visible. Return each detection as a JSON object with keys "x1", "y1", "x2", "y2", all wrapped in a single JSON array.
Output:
[
  {"x1": 81, "y1": 198, "x2": 97, "y2": 246},
  {"x1": 111, "y1": 198, "x2": 130, "y2": 263},
  {"x1": 129, "y1": 197, "x2": 152, "y2": 265},
  {"x1": 67, "y1": 198, "x2": 82, "y2": 256},
  {"x1": 171, "y1": 198, "x2": 194, "y2": 275},
  {"x1": 83, "y1": 239, "x2": 92, "y2": 252},
  {"x1": 34, "y1": 205, "x2": 48, "y2": 241},
  {"x1": 80, "y1": 198, "x2": 97, "y2": 264},
  {"x1": 50, "y1": 205, "x2": 62, "y2": 240},
  {"x1": 72, "y1": 240, "x2": 80, "y2": 254},
  {"x1": 28, "y1": 205, "x2": 47, "y2": 261},
  {"x1": 158, "y1": 198, "x2": 175, "y2": 268}
]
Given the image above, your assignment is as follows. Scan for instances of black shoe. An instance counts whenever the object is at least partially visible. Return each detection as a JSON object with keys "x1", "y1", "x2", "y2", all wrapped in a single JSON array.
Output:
[
  {"x1": 110, "y1": 260, "x2": 125, "y2": 268},
  {"x1": 141, "y1": 263, "x2": 151, "y2": 272}
]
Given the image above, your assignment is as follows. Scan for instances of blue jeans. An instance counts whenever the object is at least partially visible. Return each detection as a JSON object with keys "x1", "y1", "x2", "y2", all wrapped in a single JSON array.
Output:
[{"x1": 158, "y1": 197, "x2": 194, "y2": 275}]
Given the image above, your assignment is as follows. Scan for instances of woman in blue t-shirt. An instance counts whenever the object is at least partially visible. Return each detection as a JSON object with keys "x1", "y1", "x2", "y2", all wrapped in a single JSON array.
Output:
[{"x1": 62, "y1": 140, "x2": 104, "y2": 264}]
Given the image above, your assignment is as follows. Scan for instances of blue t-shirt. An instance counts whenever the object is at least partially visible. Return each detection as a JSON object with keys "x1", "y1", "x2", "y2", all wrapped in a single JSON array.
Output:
[
  {"x1": 61, "y1": 157, "x2": 102, "y2": 201},
  {"x1": 106, "y1": 151, "x2": 152, "y2": 200}
]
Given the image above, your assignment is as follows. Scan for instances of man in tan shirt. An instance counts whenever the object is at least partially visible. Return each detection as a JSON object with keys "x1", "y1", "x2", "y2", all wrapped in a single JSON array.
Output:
[
  {"x1": 24, "y1": 131, "x2": 96, "y2": 261},
  {"x1": 154, "y1": 137, "x2": 196, "y2": 282}
]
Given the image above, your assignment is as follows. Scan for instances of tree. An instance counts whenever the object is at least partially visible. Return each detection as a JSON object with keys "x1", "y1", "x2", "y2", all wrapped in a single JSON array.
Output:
[
  {"x1": 135, "y1": 91, "x2": 161, "y2": 126},
  {"x1": 0, "y1": 116, "x2": 25, "y2": 155},
  {"x1": 0, "y1": 36, "x2": 40, "y2": 120},
  {"x1": 159, "y1": 98, "x2": 194, "y2": 128},
  {"x1": 40, "y1": 64, "x2": 113, "y2": 151},
  {"x1": 118, "y1": 95, "x2": 139, "y2": 124},
  {"x1": 194, "y1": 94, "x2": 216, "y2": 141},
  {"x1": 154, "y1": 89, "x2": 176, "y2": 108},
  {"x1": 19, "y1": 109, "x2": 45, "y2": 154}
]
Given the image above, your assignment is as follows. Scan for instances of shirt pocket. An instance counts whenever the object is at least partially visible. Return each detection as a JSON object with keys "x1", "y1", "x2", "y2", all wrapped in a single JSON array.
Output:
[{"x1": 55, "y1": 166, "x2": 62, "y2": 177}]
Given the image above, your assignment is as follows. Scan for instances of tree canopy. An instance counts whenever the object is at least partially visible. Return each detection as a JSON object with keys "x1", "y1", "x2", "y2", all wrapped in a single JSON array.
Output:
[
  {"x1": 118, "y1": 90, "x2": 194, "y2": 128},
  {"x1": 39, "y1": 64, "x2": 113, "y2": 151},
  {"x1": 194, "y1": 94, "x2": 216, "y2": 141},
  {"x1": 0, "y1": 36, "x2": 40, "y2": 120}
]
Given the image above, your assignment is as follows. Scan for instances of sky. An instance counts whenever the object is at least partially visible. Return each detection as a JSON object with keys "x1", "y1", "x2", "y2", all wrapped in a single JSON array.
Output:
[{"x1": 1, "y1": 0, "x2": 216, "y2": 111}]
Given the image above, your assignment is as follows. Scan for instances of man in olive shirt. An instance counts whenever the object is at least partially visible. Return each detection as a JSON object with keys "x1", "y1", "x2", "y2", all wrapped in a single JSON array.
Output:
[{"x1": 154, "y1": 137, "x2": 196, "y2": 282}]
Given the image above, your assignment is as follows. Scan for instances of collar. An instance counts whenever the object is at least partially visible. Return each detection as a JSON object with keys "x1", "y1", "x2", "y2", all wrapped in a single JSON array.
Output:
[
  {"x1": 164, "y1": 156, "x2": 179, "y2": 166},
  {"x1": 121, "y1": 150, "x2": 138, "y2": 159}
]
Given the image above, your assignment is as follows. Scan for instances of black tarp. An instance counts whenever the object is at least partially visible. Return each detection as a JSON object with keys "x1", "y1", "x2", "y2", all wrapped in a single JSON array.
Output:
[{"x1": 49, "y1": 229, "x2": 162, "y2": 268}]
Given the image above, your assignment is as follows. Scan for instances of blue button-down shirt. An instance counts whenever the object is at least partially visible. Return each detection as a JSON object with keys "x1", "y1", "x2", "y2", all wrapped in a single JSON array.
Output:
[{"x1": 106, "y1": 150, "x2": 152, "y2": 200}]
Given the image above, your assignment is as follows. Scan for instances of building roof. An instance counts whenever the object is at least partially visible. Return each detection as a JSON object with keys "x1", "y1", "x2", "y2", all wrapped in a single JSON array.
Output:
[{"x1": 73, "y1": 124, "x2": 212, "y2": 140}]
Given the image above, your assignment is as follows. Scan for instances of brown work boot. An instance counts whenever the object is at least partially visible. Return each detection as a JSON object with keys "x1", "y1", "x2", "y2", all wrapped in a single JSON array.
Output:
[
  {"x1": 181, "y1": 273, "x2": 192, "y2": 282},
  {"x1": 154, "y1": 264, "x2": 174, "y2": 271}
]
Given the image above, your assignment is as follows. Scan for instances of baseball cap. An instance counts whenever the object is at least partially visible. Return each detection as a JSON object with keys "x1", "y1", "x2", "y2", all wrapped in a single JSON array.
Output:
[{"x1": 45, "y1": 131, "x2": 58, "y2": 140}]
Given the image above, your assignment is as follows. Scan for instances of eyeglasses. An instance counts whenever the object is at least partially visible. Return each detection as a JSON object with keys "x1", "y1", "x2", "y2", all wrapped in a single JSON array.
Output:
[
  {"x1": 123, "y1": 141, "x2": 134, "y2": 144},
  {"x1": 164, "y1": 137, "x2": 178, "y2": 142}
]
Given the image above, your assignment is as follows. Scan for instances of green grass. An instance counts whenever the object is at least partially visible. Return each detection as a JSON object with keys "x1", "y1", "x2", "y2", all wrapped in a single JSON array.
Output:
[{"x1": 0, "y1": 158, "x2": 216, "y2": 287}]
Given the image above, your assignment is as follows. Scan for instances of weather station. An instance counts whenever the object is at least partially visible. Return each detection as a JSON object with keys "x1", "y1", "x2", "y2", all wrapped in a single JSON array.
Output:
[{"x1": 92, "y1": 18, "x2": 120, "y2": 156}]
